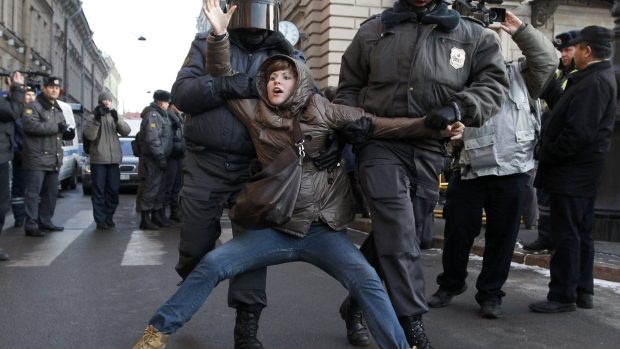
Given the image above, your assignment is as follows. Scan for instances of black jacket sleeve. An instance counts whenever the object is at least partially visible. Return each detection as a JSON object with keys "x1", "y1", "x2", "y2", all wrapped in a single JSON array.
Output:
[
  {"x1": 171, "y1": 33, "x2": 228, "y2": 114},
  {"x1": 0, "y1": 84, "x2": 25, "y2": 122}
]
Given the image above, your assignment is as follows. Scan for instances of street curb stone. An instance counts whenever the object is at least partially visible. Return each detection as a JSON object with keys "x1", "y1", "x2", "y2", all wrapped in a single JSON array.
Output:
[{"x1": 350, "y1": 218, "x2": 620, "y2": 283}]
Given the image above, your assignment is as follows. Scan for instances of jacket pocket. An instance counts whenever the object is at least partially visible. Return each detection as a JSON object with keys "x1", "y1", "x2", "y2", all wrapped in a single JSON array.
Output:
[{"x1": 463, "y1": 134, "x2": 499, "y2": 170}]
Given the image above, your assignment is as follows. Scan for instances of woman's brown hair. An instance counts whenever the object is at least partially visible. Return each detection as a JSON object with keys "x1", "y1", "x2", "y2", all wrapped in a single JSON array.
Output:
[{"x1": 263, "y1": 58, "x2": 297, "y2": 84}]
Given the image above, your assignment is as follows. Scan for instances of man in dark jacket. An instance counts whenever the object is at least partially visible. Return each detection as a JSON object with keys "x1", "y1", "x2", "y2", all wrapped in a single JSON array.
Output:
[
  {"x1": 0, "y1": 70, "x2": 25, "y2": 260},
  {"x1": 529, "y1": 26, "x2": 616, "y2": 313},
  {"x1": 522, "y1": 29, "x2": 580, "y2": 253},
  {"x1": 22, "y1": 76, "x2": 75, "y2": 237},
  {"x1": 170, "y1": 1, "x2": 337, "y2": 347},
  {"x1": 334, "y1": 0, "x2": 508, "y2": 347},
  {"x1": 138, "y1": 90, "x2": 173, "y2": 230},
  {"x1": 84, "y1": 91, "x2": 131, "y2": 230}
]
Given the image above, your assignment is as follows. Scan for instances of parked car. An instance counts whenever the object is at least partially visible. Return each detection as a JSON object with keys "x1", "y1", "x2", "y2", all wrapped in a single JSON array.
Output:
[
  {"x1": 76, "y1": 143, "x2": 87, "y2": 182},
  {"x1": 82, "y1": 136, "x2": 139, "y2": 195},
  {"x1": 58, "y1": 100, "x2": 80, "y2": 190}
]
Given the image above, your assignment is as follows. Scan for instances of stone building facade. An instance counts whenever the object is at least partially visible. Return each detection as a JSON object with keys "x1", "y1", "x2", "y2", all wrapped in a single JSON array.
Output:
[{"x1": 0, "y1": 0, "x2": 118, "y2": 115}]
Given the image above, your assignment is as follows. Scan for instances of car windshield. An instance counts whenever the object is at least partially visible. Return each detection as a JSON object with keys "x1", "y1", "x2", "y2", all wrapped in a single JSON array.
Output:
[{"x1": 120, "y1": 139, "x2": 134, "y2": 156}]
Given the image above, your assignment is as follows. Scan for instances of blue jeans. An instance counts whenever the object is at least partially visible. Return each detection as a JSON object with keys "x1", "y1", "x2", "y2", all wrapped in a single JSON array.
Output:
[{"x1": 149, "y1": 223, "x2": 409, "y2": 349}]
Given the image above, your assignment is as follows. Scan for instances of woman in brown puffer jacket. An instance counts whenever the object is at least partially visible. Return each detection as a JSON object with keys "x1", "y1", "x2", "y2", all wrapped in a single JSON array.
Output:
[{"x1": 131, "y1": 3, "x2": 463, "y2": 349}]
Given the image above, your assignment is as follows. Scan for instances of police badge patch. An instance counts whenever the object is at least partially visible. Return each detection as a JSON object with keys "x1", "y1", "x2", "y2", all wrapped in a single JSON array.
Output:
[{"x1": 450, "y1": 47, "x2": 466, "y2": 70}]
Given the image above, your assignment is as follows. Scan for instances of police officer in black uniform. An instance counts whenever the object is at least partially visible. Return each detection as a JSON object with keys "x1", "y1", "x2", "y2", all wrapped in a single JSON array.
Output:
[
  {"x1": 22, "y1": 76, "x2": 74, "y2": 237},
  {"x1": 138, "y1": 90, "x2": 173, "y2": 230}
]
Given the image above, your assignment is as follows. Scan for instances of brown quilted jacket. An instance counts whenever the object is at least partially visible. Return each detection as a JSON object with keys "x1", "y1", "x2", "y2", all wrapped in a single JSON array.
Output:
[{"x1": 207, "y1": 34, "x2": 443, "y2": 237}]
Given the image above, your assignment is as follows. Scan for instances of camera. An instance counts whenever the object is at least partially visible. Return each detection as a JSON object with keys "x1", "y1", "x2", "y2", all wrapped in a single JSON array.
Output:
[
  {"x1": 1, "y1": 68, "x2": 48, "y2": 91},
  {"x1": 452, "y1": 0, "x2": 505, "y2": 27}
]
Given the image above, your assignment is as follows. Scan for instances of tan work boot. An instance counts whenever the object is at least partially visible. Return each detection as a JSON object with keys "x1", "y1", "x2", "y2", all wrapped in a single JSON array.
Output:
[{"x1": 132, "y1": 324, "x2": 169, "y2": 349}]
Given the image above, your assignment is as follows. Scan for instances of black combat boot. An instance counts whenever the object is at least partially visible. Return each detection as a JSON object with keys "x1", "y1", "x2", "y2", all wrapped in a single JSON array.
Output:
[
  {"x1": 153, "y1": 209, "x2": 172, "y2": 227},
  {"x1": 140, "y1": 210, "x2": 160, "y2": 230},
  {"x1": 339, "y1": 296, "x2": 370, "y2": 346},
  {"x1": 150, "y1": 209, "x2": 169, "y2": 228},
  {"x1": 399, "y1": 314, "x2": 434, "y2": 349},
  {"x1": 234, "y1": 309, "x2": 264, "y2": 349},
  {"x1": 169, "y1": 204, "x2": 181, "y2": 222},
  {"x1": 159, "y1": 208, "x2": 175, "y2": 226}
]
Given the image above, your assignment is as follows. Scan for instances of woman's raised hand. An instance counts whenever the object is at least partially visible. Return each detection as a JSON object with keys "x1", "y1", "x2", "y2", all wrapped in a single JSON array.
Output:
[{"x1": 203, "y1": 0, "x2": 237, "y2": 35}]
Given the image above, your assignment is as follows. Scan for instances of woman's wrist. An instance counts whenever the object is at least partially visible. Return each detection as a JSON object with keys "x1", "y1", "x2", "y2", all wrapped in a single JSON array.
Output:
[{"x1": 209, "y1": 30, "x2": 228, "y2": 41}]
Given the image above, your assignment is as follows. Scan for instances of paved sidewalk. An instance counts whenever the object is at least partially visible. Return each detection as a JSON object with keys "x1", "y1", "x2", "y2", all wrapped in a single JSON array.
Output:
[{"x1": 349, "y1": 216, "x2": 620, "y2": 283}]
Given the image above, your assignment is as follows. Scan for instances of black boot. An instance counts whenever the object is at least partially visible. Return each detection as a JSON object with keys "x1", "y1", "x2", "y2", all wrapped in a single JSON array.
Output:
[
  {"x1": 169, "y1": 204, "x2": 181, "y2": 222},
  {"x1": 150, "y1": 209, "x2": 169, "y2": 228},
  {"x1": 159, "y1": 208, "x2": 175, "y2": 226},
  {"x1": 339, "y1": 296, "x2": 370, "y2": 346},
  {"x1": 399, "y1": 314, "x2": 433, "y2": 349},
  {"x1": 234, "y1": 309, "x2": 264, "y2": 349},
  {"x1": 140, "y1": 210, "x2": 160, "y2": 230},
  {"x1": 151, "y1": 209, "x2": 172, "y2": 227}
]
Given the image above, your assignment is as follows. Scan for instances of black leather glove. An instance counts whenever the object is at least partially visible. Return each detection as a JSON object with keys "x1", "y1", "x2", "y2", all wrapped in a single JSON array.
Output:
[
  {"x1": 314, "y1": 133, "x2": 346, "y2": 170},
  {"x1": 110, "y1": 109, "x2": 118, "y2": 122},
  {"x1": 424, "y1": 101, "x2": 462, "y2": 130},
  {"x1": 62, "y1": 127, "x2": 75, "y2": 141},
  {"x1": 94, "y1": 111, "x2": 102, "y2": 122},
  {"x1": 58, "y1": 123, "x2": 67, "y2": 134},
  {"x1": 340, "y1": 116, "x2": 375, "y2": 145},
  {"x1": 214, "y1": 73, "x2": 259, "y2": 99},
  {"x1": 158, "y1": 158, "x2": 168, "y2": 170}
]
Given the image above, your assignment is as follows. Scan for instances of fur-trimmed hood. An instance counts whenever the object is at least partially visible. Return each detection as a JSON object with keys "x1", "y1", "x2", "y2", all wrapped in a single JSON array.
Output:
[{"x1": 255, "y1": 54, "x2": 315, "y2": 119}]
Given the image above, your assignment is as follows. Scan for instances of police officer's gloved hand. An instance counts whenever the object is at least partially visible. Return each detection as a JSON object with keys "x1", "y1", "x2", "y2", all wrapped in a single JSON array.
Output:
[
  {"x1": 62, "y1": 127, "x2": 75, "y2": 141},
  {"x1": 58, "y1": 122, "x2": 67, "y2": 134},
  {"x1": 339, "y1": 116, "x2": 375, "y2": 145},
  {"x1": 158, "y1": 158, "x2": 168, "y2": 170},
  {"x1": 110, "y1": 109, "x2": 118, "y2": 122},
  {"x1": 214, "y1": 73, "x2": 259, "y2": 99},
  {"x1": 424, "y1": 101, "x2": 463, "y2": 130},
  {"x1": 314, "y1": 133, "x2": 346, "y2": 170}
]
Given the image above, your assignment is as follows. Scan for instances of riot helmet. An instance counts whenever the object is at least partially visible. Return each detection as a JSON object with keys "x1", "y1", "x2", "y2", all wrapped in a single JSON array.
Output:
[{"x1": 227, "y1": 0, "x2": 280, "y2": 32}]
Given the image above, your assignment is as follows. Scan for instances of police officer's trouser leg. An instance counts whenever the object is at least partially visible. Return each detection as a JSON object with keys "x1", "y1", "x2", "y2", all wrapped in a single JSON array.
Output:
[
  {"x1": 0, "y1": 162, "x2": 9, "y2": 229},
  {"x1": 356, "y1": 143, "x2": 428, "y2": 317},
  {"x1": 176, "y1": 195, "x2": 267, "y2": 310},
  {"x1": 38, "y1": 171, "x2": 59, "y2": 226},
  {"x1": 140, "y1": 159, "x2": 164, "y2": 212}
]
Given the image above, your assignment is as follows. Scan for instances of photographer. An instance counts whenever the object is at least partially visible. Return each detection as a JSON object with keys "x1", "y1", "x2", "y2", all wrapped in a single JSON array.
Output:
[
  {"x1": 22, "y1": 76, "x2": 73, "y2": 237},
  {"x1": 0, "y1": 70, "x2": 25, "y2": 260},
  {"x1": 428, "y1": 11, "x2": 557, "y2": 319},
  {"x1": 83, "y1": 91, "x2": 131, "y2": 230}
]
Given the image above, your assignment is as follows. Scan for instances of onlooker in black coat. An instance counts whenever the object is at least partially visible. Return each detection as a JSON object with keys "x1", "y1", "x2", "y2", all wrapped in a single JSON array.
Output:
[{"x1": 530, "y1": 26, "x2": 617, "y2": 314}]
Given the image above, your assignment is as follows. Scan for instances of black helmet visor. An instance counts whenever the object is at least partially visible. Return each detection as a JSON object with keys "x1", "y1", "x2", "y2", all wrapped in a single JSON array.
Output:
[{"x1": 228, "y1": 0, "x2": 280, "y2": 32}]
